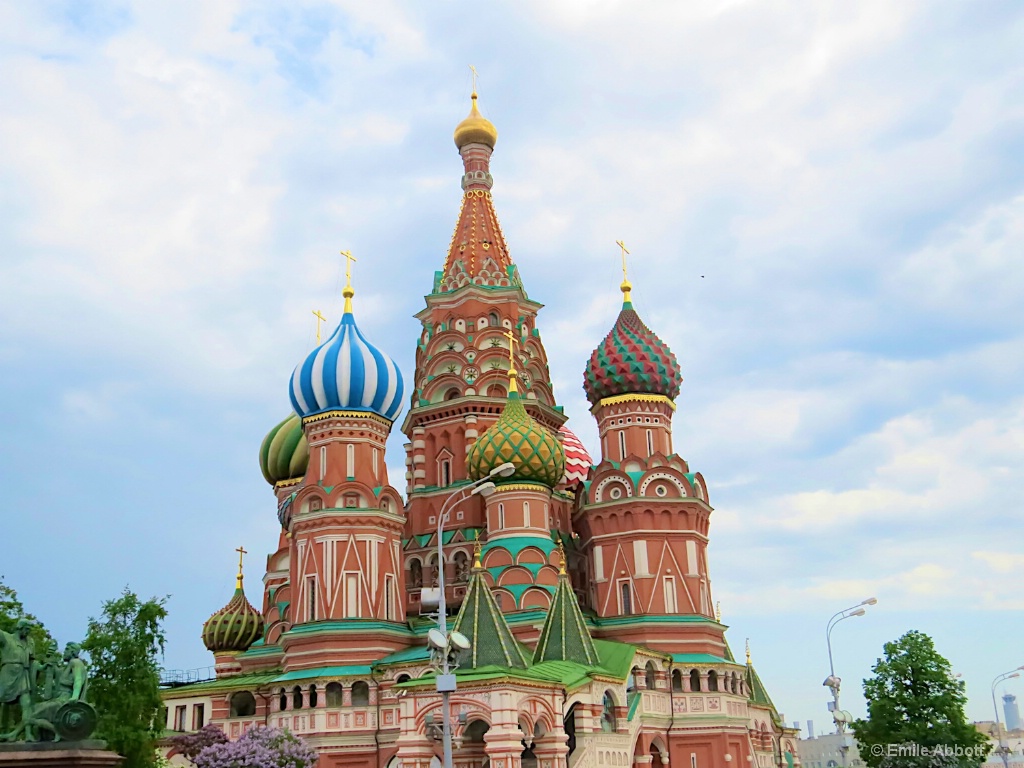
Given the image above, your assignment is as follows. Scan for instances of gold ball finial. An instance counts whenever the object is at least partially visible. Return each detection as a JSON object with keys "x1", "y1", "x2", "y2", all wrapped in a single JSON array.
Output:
[
  {"x1": 473, "y1": 539, "x2": 483, "y2": 569},
  {"x1": 557, "y1": 541, "x2": 567, "y2": 576},
  {"x1": 235, "y1": 546, "x2": 248, "y2": 591},
  {"x1": 745, "y1": 638, "x2": 751, "y2": 665}
]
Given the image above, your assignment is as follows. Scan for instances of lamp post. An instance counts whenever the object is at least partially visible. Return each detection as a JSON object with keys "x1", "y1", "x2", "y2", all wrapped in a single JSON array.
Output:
[
  {"x1": 823, "y1": 598, "x2": 877, "y2": 768},
  {"x1": 432, "y1": 461, "x2": 515, "y2": 768},
  {"x1": 991, "y1": 668, "x2": 1024, "y2": 768}
]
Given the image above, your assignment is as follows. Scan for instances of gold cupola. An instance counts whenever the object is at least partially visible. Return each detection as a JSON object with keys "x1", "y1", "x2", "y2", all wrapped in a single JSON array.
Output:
[{"x1": 454, "y1": 91, "x2": 498, "y2": 150}]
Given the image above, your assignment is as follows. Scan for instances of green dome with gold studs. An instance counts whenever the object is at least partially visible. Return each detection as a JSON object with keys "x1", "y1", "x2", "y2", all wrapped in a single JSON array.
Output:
[
  {"x1": 466, "y1": 385, "x2": 565, "y2": 488},
  {"x1": 202, "y1": 554, "x2": 264, "y2": 654},
  {"x1": 259, "y1": 413, "x2": 308, "y2": 486}
]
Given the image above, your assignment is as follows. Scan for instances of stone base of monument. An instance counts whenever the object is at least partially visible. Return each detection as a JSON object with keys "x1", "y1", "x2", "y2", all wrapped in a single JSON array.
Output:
[{"x1": 0, "y1": 741, "x2": 122, "y2": 768}]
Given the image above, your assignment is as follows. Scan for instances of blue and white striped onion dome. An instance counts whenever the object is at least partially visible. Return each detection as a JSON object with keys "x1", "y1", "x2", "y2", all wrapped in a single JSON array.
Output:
[{"x1": 289, "y1": 309, "x2": 405, "y2": 423}]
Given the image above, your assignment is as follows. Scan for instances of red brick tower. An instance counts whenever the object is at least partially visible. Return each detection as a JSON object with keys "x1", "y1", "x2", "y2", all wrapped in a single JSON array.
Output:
[
  {"x1": 400, "y1": 90, "x2": 573, "y2": 620},
  {"x1": 574, "y1": 259, "x2": 724, "y2": 656}
]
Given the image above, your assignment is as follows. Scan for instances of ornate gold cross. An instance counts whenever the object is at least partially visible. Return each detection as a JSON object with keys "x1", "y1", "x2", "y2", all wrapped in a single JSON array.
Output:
[
  {"x1": 470, "y1": 65, "x2": 479, "y2": 93},
  {"x1": 502, "y1": 328, "x2": 519, "y2": 370},
  {"x1": 312, "y1": 309, "x2": 326, "y2": 344},
  {"x1": 616, "y1": 239, "x2": 630, "y2": 281},
  {"x1": 340, "y1": 249, "x2": 357, "y2": 287},
  {"x1": 235, "y1": 546, "x2": 248, "y2": 588}
]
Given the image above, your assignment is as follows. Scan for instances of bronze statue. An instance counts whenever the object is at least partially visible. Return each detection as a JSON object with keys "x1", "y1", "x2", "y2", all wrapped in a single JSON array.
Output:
[
  {"x1": 0, "y1": 619, "x2": 37, "y2": 741},
  {"x1": 0, "y1": 631, "x2": 96, "y2": 743}
]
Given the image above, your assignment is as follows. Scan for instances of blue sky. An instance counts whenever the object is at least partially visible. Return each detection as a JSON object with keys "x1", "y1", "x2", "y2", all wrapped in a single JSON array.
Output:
[{"x1": 1, "y1": 0, "x2": 1023, "y2": 730}]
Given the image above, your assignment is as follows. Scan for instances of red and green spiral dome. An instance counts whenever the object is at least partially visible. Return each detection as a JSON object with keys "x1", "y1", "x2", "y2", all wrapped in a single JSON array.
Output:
[{"x1": 584, "y1": 295, "x2": 682, "y2": 405}]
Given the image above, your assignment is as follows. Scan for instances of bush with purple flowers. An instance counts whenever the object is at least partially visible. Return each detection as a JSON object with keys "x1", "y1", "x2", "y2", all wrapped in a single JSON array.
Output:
[
  {"x1": 192, "y1": 727, "x2": 317, "y2": 768},
  {"x1": 168, "y1": 724, "x2": 229, "y2": 761}
]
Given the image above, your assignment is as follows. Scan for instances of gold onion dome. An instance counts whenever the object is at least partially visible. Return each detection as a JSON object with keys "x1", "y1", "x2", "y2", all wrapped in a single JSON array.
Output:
[
  {"x1": 454, "y1": 92, "x2": 498, "y2": 150},
  {"x1": 202, "y1": 560, "x2": 264, "y2": 654},
  {"x1": 466, "y1": 386, "x2": 565, "y2": 488}
]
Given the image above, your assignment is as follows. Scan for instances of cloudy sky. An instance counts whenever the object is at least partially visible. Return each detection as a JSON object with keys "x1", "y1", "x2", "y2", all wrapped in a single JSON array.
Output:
[{"x1": 2, "y1": 0, "x2": 1023, "y2": 729}]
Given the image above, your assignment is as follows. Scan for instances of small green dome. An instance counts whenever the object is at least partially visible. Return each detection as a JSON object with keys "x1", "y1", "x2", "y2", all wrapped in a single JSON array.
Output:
[
  {"x1": 259, "y1": 414, "x2": 308, "y2": 486},
  {"x1": 202, "y1": 586, "x2": 263, "y2": 654},
  {"x1": 466, "y1": 390, "x2": 565, "y2": 488}
]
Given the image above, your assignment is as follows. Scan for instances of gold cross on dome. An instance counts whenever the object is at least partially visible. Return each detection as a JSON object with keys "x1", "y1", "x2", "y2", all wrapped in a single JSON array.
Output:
[
  {"x1": 502, "y1": 328, "x2": 519, "y2": 369},
  {"x1": 470, "y1": 65, "x2": 479, "y2": 93},
  {"x1": 340, "y1": 250, "x2": 357, "y2": 287},
  {"x1": 235, "y1": 546, "x2": 248, "y2": 589},
  {"x1": 616, "y1": 239, "x2": 630, "y2": 281},
  {"x1": 312, "y1": 309, "x2": 327, "y2": 344}
]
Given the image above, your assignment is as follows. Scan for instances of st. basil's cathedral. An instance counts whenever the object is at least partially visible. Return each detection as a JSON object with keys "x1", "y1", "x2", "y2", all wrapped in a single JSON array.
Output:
[{"x1": 160, "y1": 89, "x2": 801, "y2": 768}]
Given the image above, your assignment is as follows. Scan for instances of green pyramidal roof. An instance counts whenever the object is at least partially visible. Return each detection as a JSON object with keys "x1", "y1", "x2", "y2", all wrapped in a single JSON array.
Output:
[
  {"x1": 533, "y1": 566, "x2": 599, "y2": 666},
  {"x1": 746, "y1": 661, "x2": 779, "y2": 717},
  {"x1": 452, "y1": 557, "x2": 528, "y2": 669}
]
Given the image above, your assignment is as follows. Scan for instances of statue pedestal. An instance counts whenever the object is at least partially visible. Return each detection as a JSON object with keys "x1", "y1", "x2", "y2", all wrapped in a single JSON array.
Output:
[{"x1": 0, "y1": 742, "x2": 122, "y2": 768}]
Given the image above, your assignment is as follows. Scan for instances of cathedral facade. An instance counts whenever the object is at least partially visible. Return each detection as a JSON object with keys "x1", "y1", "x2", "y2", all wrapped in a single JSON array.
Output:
[{"x1": 161, "y1": 90, "x2": 801, "y2": 768}]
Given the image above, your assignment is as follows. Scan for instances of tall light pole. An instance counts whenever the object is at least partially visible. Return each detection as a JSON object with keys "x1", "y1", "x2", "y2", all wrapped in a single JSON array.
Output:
[
  {"x1": 431, "y1": 461, "x2": 515, "y2": 768},
  {"x1": 823, "y1": 598, "x2": 877, "y2": 768},
  {"x1": 991, "y1": 667, "x2": 1024, "y2": 768}
]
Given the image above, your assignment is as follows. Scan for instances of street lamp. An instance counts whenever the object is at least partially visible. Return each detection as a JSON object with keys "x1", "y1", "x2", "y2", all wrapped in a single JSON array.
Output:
[
  {"x1": 992, "y1": 667, "x2": 1024, "y2": 768},
  {"x1": 432, "y1": 461, "x2": 515, "y2": 768},
  {"x1": 824, "y1": 598, "x2": 877, "y2": 768}
]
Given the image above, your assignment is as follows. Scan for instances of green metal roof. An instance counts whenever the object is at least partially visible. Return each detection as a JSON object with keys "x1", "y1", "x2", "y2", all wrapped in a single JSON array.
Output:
[
  {"x1": 482, "y1": 536, "x2": 557, "y2": 560},
  {"x1": 160, "y1": 670, "x2": 281, "y2": 696},
  {"x1": 452, "y1": 563, "x2": 528, "y2": 669},
  {"x1": 592, "y1": 640, "x2": 636, "y2": 680},
  {"x1": 273, "y1": 666, "x2": 372, "y2": 682},
  {"x1": 533, "y1": 572, "x2": 600, "y2": 667},
  {"x1": 670, "y1": 653, "x2": 732, "y2": 665},
  {"x1": 376, "y1": 646, "x2": 431, "y2": 665}
]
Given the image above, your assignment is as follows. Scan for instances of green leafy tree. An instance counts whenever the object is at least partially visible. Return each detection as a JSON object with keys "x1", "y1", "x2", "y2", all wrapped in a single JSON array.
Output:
[
  {"x1": 83, "y1": 589, "x2": 168, "y2": 768},
  {"x1": 853, "y1": 630, "x2": 990, "y2": 768}
]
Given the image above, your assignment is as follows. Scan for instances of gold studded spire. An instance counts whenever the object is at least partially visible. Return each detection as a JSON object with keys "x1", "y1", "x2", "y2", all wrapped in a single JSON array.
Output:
[{"x1": 746, "y1": 638, "x2": 751, "y2": 665}]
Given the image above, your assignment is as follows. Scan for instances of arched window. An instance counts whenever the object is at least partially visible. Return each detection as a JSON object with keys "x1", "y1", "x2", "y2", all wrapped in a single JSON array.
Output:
[
  {"x1": 351, "y1": 680, "x2": 370, "y2": 706},
  {"x1": 308, "y1": 684, "x2": 318, "y2": 708},
  {"x1": 444, "y1": 388, "x2": 459, "y2": 401},
  {"x1": 395, "y1": 674, "x2": 411, "y2": 685},
  {"x1": 672, "y1": 669, "x2": 683, "y2": 692},
  {"x1": 440, "y1": 459, "x2": 452, "y2": 486},
  {"x1": 487, "y1": 384, "x2": 506, "y2": 398},
  {"x1": 278, "y1": 689, "x2": 288, "y2": 711},
  {"x1": 708, "y1": 670, "x2": 719, "y2": 692},
  {"x1": 600, "y1": 691, "x2": 616, "y2": 733},
  {"x1": 730, "y1": 673, "x2": 738, "y2": 694},
  {"x1": 428, "y1": 553, "x2": 440, "y2": 587},
  {"x1": 409, "y1": 559, "x2": 422, "y2": 588},
  {"x1": 488, "y1": 312, "x2": 499, "y2": 327},
  {"x1": 464, "y1": 719, "x2": 490, "y2": 743},
  {"x1": 689, "y1": 669, "x2": 701, "y2": 692},
  {"x1": 325, "y1": 682, "x2": 343, "y2": 707},
  {"x1": 453, "y1": 551, "x2": 470, "y2": 582},
  {"x1": 644, "y1": 662, "x2": 657, "y2": 690},
  {"x1": 627, "y1": 667, "x2": 639, "y2": 693},
  {"x1": 292, "y1": 685, "x2": 303, "y2": 709},
  {"x1": 229, "y1": 691, "x2": 256, "y2": 718}
]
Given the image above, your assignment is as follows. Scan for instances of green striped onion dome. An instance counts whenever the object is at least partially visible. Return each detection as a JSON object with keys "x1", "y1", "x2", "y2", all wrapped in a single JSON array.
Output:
[
  {"x1": 584, "y1": 298, "x2": 682, "y2": 405},
  {"x1": 202, "y1": 586, "x2": 264, "y2": 653},
  {"x1": 466, "y1": 389, "x2": 565, "y2": 488},
  {"x1": 259, "y1": 413, "x2": 308, "y2": 486}
]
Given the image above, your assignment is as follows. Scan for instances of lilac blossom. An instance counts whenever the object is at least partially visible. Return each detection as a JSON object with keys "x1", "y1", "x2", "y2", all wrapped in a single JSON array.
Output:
[
  {"x1": 192, "y1": 727, "x2": 317, "y2": 768},
  {"x1": 169, "y1": 724, "x2": 229, "y2": 761}
]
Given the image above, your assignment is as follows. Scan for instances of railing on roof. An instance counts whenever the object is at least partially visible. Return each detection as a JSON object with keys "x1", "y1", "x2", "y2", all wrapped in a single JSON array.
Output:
[{"x1": 161, "y1": 667, "x2": 216, "y2": 687}]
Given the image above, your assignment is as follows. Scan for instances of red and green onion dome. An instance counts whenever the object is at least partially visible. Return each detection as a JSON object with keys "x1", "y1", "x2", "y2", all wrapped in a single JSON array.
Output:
[
  {"x1": 467, "y1": 381, "x2": 565, "y2": 488},
  {"x1": 202, "y1": 585, "x2": 263, "y2": 654},
  {"x1": 259, "y1": 413, "x2": 308, "y2": 486},
  {"x1": 583, "y1": 283, "x2": 682, "y2": 405}
]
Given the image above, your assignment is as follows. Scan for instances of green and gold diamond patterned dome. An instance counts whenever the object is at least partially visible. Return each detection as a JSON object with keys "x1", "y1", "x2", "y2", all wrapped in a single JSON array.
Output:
[{"x1": 467, "y1": 374, "x2": 565, "y2": 488}]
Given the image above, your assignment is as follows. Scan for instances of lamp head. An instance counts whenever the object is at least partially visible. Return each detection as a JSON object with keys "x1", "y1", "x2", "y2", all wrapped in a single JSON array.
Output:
[
  {"x1": 472, "y1": 481, "x2": 496, "y2": 497},
  {"x1": 1010, "y1": 673, "x2": 1021, "y2": 680},
  {"x1": 490, "y1": 462, "x2": 516, "y2": 478},
  {"x1": 850, "y1": 608, "x2": 866, "y2": 617},
  {"x1": 861, "y1": 597, "x2": 878, "y2": 606}
]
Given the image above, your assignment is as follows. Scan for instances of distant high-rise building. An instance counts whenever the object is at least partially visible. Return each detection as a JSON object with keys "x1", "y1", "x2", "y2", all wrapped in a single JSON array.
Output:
[
  {"x1": 807, "y1": 720, "x2": 815, "y2": 739},
  {"x1": 1004, "y1": 693, "x2": 1022, "y2": 731}
]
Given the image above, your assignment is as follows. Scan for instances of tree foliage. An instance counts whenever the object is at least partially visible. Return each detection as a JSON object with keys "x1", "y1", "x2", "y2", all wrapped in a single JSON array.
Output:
[
  {"x1": 853, "y1": 630, "x2": 990, "y2": 768},
  {"x1": 0, "y1": 576, "x2": 56, "y2": 656},
  {"x1": 192, "y1": 727, "x2": 317, "y2": 768},
  {"x1": 169, "y1": 724, "x2": 229, "y2": 762},
  {"x1": 82, "y1": 589, "x2": 168, "y2": 768}
]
